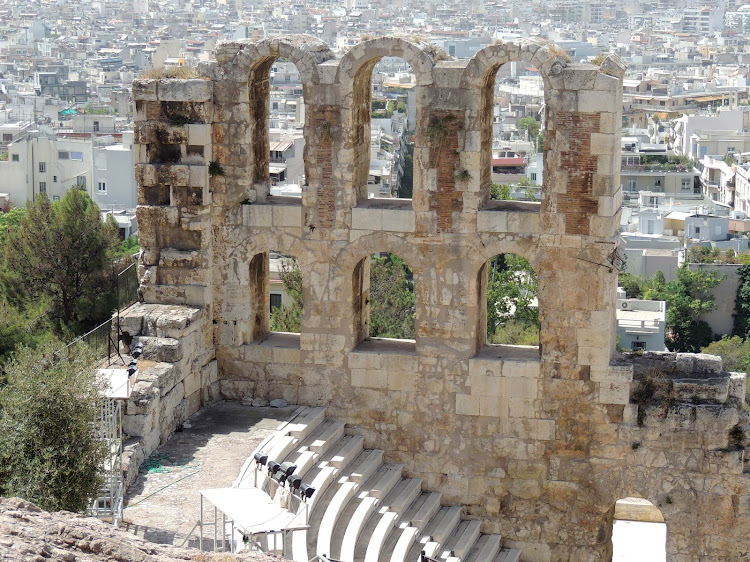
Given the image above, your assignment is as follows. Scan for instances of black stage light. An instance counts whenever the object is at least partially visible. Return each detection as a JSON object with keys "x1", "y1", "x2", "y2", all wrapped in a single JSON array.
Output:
[
  {"x1": 253, "y1": 451, "x2": 268, "y2": 466},
  {"x1": 279, "y1": 461, "x2": 297, "y2": 476},
  {"x1": 267, "y1": 460, "x2": 281, "y2": 475},
  {"x1": 271, "y1": 470, "x2": 288, "y2": 486},
  {"x1": 299, "y1": 483, "x2": 316, "y2": 499},
  {"x1": 288, "y1": 475, "x2": 302, "y2": 490},
  {"x1": 132, "y1": 343, "x2": 144, "y2": 359}
]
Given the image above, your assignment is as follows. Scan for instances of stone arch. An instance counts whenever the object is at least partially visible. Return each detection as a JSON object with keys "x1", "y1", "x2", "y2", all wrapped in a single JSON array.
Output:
[
  {"x1": 336, "y1": 37, "x2": 438, "y2": 203},
  {"x1": 607, "y1": 494, "x2": 668, "y2": 561},
  {"x1": 478, "y1": 241, "x2": 542, "y2": 348},
  {"x1": 222, "y1": 229, "x2": 306, "y2": 342},
  {"x1": 337, "y1": 231, "x2": 422, "y2": 346},
  {"x1": 336, "y1": 37, "x2": 437, "y2": 89},
  {"x1": 460, "y1": 40, "x2": 567, "y2": 207},
  {"x1": 232, "y1": 35, "x2": 334, "y2": 87},
  {"x1": 337, "y1": 231, "x2": 422, "y2": 275},
  {"x1": 229, "y1": 36, "x2": 334, "y2": 194}
]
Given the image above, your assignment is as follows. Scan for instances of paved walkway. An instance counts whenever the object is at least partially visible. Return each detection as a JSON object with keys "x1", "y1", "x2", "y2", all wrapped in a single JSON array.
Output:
[{"x1": 121, "y1": 400, "x2": 298, "y2": 549}]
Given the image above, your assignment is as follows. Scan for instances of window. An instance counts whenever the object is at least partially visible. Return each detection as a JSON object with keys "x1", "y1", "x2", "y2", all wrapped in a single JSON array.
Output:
[
  {"x1": 2, "y1": 134, "x2": 12, "y2": 142},
  {"x1": 485, "y1": 253, "x2": 538, "y2": 346},
  {"x1": 97, "y1": 181, "x2": 106, "y2": 193},
  {"x1": 93, "y1": 121, "x2": 99, "y2": 132},
  {"x1": 53, "y1": 175, "x2": 57, "y2": 183},
  {"x1": 727, "y1": 146, "x2": 735, "y2": 153},
  {"x1": 270, "y1": 293, "x2": 282, "y2": 310},
  {"x1": 71, "y1": 152, "x2": 83, "y2": 161},
  {"x1": 38, "y1": 162, "x2": 46, "y2": 173},
  {"x1": 11, "y1": 154, "x2": 18, "y2": 162},
  {"x1": 530, "y1": 172, "x2": 537, "y2": 182},
  {"x1": 39, "y1": 182, "x2": 46, "y2": 193},
  {"x1": 631, "y1": 341, "x2": 646, "y2": 351},
  {"x1": 52, "y1": 195, "x2": 60, "y2": 202},
  {"x1": 76, "y1": 176, "x2": 86, "y2": 188},
  {"x1": 626, "y1": 178, "x2": 637, "y2": 191},
  {"x1": 58, "y1": 151, "x2": 69, "y2": 159},
  {"x1": 681, "y1": 178, "x2": 691, "y2": 191}
]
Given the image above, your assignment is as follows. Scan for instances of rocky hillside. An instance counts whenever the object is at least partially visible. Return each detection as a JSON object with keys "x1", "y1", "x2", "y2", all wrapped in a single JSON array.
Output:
[{"x1": 0, "y1": 497, "x2": 279, "y2": 562}]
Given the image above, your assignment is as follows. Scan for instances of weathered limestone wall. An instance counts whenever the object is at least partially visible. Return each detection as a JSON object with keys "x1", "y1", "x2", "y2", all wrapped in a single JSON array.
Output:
[
  {"x1": 128, "y1": 36, "x2": 750, "y2": 561},
  {"x1": 117, "y1": 303, "x2": 217, "y2": 486}
]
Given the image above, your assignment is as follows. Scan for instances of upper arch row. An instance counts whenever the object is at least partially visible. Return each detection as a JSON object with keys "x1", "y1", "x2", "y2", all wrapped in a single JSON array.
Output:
[{"x1": 213, "y1": 34, "x2": 570, "y2": 92}]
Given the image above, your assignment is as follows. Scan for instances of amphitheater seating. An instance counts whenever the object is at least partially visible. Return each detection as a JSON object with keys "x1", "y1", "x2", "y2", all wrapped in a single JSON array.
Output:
[{"x1": 233, "y1": 406, "x2": 521, "y2": 562}]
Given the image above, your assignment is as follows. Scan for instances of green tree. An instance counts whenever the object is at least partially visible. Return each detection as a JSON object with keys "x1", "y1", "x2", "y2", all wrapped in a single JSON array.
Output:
[
  {"x1": 487, "y1": 254, "x2": 538, "y2": 342},
  {"x1": 617, "y1": 272, "x2": 648, "y2": 299},
  {"x1": 519, "y1": 116, "x2": 541, "y2": 142},
  {"x1": 270, "y1": 257, "x2": 303, "y2": 333},
  {"x1": 399, "y1": 144, "x2": 414, "y2": 198},
  {"x1": 369, "y1": 254, "x2": 415, "y2": 339},
  {"x1": 733, "y1": 263, "x2": 750, "y2": 338},
  {"x1": 646, "y1": 265, "x2": 723, "y2": 352},
  {"x1": 0, "y1": 299, "x2": 54, "y2": 368},
  {"x1": 0, "y1": 207, "x2": 26, "y2": 244},
  {"x1": 1, "y1": 190, "x2": 120, "y2": 334},
  {"x1": 490, "y1": 183, "x2": 511, "y2": 200},
  {"x1": 0, "y1": 342, "x2": 107, "y2": 512},
  {"x1": 117, "y1": 235, "x2": 139, "y2": 258}
]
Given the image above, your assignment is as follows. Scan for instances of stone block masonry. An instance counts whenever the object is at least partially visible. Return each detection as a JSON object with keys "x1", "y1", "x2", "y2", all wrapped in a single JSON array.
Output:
[{"x1": 125, "y1": 36, "x2": 750, "y2": 560}]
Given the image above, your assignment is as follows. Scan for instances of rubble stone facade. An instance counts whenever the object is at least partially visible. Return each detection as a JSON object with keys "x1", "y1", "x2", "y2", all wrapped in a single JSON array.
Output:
[{"x1": 125, "y1": 36, "x2": 750, "y2": 560}]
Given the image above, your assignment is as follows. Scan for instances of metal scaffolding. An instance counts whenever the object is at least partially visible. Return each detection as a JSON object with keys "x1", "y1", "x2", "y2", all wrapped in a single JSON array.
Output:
[{"x1": 87, "y1": 368, "x2": 133, "y2": 527}]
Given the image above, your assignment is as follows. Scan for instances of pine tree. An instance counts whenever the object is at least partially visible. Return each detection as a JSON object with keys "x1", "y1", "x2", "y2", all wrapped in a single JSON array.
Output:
[{"x1": 1, "y1": 190, "x2": 119, "y2": 334}]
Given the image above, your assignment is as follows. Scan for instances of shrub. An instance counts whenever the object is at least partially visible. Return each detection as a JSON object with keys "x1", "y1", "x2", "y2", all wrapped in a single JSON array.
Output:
[{"x1": 0, "y1": 343, "x2": 107, "y2": 512}]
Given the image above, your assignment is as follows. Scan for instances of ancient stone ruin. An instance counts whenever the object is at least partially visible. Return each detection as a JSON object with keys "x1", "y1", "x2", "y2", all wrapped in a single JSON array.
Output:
[{"x1": 123, "y1": 35, "x2": 750, "y2": 560}]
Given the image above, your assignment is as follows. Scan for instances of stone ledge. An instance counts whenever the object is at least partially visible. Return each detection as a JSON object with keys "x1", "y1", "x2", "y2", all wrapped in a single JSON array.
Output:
[
  {"x1": 477, "y1": 207, "x2": 541, "y2": 233},
  {"x1": 156, "y1": 78, "x2": 213, "y2": 102},
  {"x1": 352, "y1": 206, "x2": 416, "y2": 233},
  {"x1": 118, "y1": 302, "x2": 203, "y2": 339}
]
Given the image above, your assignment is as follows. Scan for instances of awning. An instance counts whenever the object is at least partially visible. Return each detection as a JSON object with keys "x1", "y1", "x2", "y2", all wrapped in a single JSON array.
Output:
[
  {"x1": 269, "y1": 140, "x2": 292, "y2": 152},
  {"x1": 200, "y1": 488, "x2": 301, "y2": 534}
]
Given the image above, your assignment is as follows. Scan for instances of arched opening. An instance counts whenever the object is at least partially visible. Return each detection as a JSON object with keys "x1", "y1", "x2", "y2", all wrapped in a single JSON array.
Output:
[
  {"x1": 369, "y1": 57, "x2": 415, "y2": 200},
  {"x1": 269, "y1": 251, "x2": 302, "y2": 334},
  {"x1": 247, "y1": 250, "x2": 302, "y2": 345},
  {"x1": 489, "y1": 62, "x2": 543, "y2": 202},
  {"x1": 249, "y1": 56, "x2": 306, "y2": 198},
  {"x1": 353, "y1": 252, "x2": 415, "y2": 348},
  {"x1": 611, "y1": 497, "x2": 667, "y2": 561},
  {"x1": 352, "y1": 56, "x2": 416, "y2": 204},
  {"x1": 483, "y1": 253, "x2": 539, "y2": 347}
]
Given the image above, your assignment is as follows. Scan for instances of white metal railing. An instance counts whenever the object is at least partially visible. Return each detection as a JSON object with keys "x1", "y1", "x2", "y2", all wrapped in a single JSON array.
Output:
[{"x1": 618, "y1": 318, "x2": 661, "y2": 332}]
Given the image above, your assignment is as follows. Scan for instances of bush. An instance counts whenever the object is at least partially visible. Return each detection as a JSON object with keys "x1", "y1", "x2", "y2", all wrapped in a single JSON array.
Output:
[
  {"x1": 491, "y1": 320, "x2": 540, "y2": 345},
  {"x1": 0, "y1": 342, "x2": 107, "y2": 512},
  {"x1": 702, "y1": 336, "x2": 750, "y2": 373}
]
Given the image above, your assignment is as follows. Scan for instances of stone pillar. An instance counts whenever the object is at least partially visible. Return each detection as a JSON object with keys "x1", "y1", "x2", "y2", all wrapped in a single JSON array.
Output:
[{"x1": 132, "y1": 78, "x2": 214, "y2": 308}]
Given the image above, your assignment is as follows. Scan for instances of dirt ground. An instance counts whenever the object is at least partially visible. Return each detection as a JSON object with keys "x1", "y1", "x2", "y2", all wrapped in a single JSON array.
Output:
[{"x1": 121, "y1": 400, "x2": 299, "y2": 549}]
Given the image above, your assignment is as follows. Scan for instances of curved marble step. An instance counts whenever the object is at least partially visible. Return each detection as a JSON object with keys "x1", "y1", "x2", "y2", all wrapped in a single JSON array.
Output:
[{"x1": 234, "y1": 406, "x2": 522, "y2": 562}]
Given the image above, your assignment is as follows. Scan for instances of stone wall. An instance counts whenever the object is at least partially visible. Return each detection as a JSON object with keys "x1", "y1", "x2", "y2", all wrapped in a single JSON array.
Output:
[
  {"x1": 128, "y1": 36, "x2": 750, "y2": 561},
  {"x1": 117, "y1": 303, "x2": 216, "y2": 486}
]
